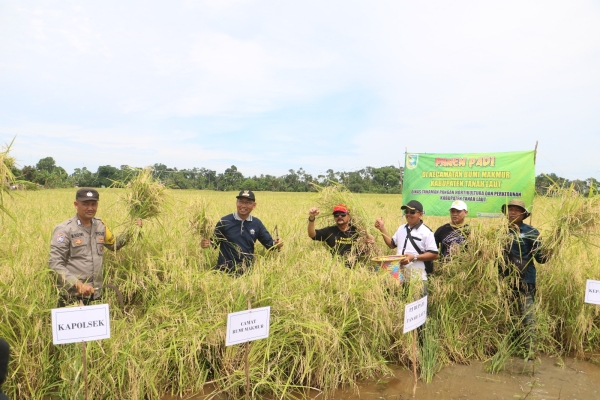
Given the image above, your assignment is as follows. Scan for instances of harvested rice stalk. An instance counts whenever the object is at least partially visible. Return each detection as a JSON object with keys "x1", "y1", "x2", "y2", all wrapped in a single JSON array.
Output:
[
  {"x1": 0, "y1": 138, "x2": 17, "y2": 217},
  {"x1": 542, "y1": 184, "x2": 600, "y2": 253},
  {"x1": 188, "y1": 198, "x2": 214, "y2": 238},
  {"x1": 122, "y1": 167, "x2": 167, "y2": 221},
  {"x1": 311, "y1": 182, "x2": 381, "y2": 258}
]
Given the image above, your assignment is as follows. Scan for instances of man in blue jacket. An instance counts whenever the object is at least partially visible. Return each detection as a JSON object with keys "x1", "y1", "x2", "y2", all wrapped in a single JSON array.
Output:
[
  {"x1": 500, "y1": 199, "x2": 550, "y2": 357},
  {"x1": 201, "y1": 190, "x2": 283, "y2": 276}
]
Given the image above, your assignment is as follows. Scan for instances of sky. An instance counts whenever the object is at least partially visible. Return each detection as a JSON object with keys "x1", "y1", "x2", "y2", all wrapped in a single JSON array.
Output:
[{"x1": 1, "y1": 0, "x2": 599, "y2": 180}]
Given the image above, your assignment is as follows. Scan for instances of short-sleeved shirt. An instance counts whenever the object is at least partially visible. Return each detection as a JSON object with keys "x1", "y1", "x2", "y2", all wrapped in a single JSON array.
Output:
[
  {"x1": 312, "y1": 225, "x2": 358, "y2": 257},
  {"x1": 213, "y1": 212, "x2": 275, "y2": 274},
  {"x1": 434, "y1": 223, "x2": 470, "y2": 260},
  {"x1": 391, "y1": 221, "x2": 438, "y2": 280}
]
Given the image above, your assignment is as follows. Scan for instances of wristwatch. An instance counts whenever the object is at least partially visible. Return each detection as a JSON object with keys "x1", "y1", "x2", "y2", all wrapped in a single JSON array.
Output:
[
  {"x1": 413, "y1": 255, "x2": 418, "y2": 262},
  {"x1": 308, "y1": 216, "x2": 315, "y2": 222}
]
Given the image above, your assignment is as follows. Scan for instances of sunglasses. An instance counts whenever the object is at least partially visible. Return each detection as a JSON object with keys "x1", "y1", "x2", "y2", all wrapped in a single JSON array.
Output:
[
  {"x1": 333, "y1": 212, "x2": 347, "y2": 217},
  {"x1": 403, "y1": 209, "x2": 419, "y2": 215}
]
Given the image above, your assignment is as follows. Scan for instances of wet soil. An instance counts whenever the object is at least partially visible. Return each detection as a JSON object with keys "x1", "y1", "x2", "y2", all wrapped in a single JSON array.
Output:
[{"x1": 163, "y1": 356, "x2": 600, "y2": 400}]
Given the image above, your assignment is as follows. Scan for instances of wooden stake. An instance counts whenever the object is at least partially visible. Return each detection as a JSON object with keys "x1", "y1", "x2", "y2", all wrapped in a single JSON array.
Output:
[
  {"x1": 412, "y1": 329, "x2": 417, "y2": 397},
  {"x1": 245, "y1": 299, "x2": 251, "y2": 400}
]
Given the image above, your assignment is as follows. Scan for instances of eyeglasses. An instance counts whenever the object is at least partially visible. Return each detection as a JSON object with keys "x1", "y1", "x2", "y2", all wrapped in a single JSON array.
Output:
[
  {"x1": 333, "y1": 212, "x2": 347, "y2": 217},
  {"x1": 237, "y1": 200, "x2": 254, "y2": 206},
  {"x1": 404, "y1": 210, "x2": 419, "y2": 215}
]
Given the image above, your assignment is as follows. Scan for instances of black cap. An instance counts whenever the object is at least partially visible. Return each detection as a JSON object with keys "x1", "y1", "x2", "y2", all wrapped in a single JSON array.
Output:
[
  {"x1": 401, "y1": 200, "x2": 424, "y2": 212},
  {"x1": 76, "y1": 188, "x2": 99, "y2": 202},
  {"x1": 236, "y1": 190, "x2": 256, "y2": 202}
]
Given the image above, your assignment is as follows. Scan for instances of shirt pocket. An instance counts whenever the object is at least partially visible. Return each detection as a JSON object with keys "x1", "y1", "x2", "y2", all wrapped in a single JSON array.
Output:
[
  {"x1": 96, "y1": 234, "x2": 106, "y2": 255},
  {"x1": 70, "y1": 235, "x2": 89, "y2": 255}
]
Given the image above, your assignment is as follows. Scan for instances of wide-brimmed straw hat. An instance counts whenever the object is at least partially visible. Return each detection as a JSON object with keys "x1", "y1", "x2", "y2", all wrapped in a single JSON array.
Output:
[{"x1": 501, "y1": 199, "x2": 531, "y2": 219}]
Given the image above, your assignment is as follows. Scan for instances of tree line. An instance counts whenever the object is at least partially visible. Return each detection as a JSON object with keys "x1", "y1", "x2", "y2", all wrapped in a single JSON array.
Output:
[{"x1": 8, "y1": 156, "x2": 599, "y2": 196}]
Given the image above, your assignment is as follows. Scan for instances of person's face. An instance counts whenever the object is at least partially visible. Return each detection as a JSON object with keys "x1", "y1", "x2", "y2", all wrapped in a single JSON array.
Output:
[
  {"x1": 450, "y1": 208, "x2": 467, "y2": 225},
  {"x1": 333, "y1": 211, "x2": 350, "y2": 227},
  {"x1": 236, "y1": 198, "x2": 256, "y2": 218},
  {"x1": 74, "y1": 200, "x2": 98, "y2": 222},
  {"x1": 404, "y1": 208, "x2": 422, "y2": 226},
  {"x1": 507, "y1": 205, "x2": 525, "y2": 225}
]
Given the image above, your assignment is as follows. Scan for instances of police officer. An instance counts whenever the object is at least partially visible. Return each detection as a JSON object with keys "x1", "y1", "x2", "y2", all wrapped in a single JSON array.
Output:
[{"x1": 48, "y1": 188, "x2": 141, "y2": 307}]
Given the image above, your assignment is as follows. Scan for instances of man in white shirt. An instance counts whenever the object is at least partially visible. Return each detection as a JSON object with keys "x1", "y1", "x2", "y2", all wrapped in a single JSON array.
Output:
[{"x1": 374, "y1": 200, "x2": 439, "y2": 280}]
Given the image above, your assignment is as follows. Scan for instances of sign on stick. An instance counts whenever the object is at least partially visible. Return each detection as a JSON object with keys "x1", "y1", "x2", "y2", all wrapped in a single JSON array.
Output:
[
  {"x1": 226, "y1": 306, "x2": 271, "y2": 346},
  {"x1": 51, "y1": 304, "x2": 111, "y2": 345},
  {"x1": 403, "y1": 296, "x2": 428, "y2": 334},
  {"x1": 584, "y1": 280, "x2": 600, "y2": 305}
]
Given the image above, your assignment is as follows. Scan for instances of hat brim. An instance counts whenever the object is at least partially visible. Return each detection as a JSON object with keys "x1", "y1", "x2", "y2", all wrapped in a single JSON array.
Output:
[{"x1": 501, "y1": 204, "x2": 530, "y2": 219}]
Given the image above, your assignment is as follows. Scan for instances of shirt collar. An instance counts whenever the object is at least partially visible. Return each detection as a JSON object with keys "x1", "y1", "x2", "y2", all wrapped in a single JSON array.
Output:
[{"x1": 233, "y1": 212, "x2": 252, "y2": 222}]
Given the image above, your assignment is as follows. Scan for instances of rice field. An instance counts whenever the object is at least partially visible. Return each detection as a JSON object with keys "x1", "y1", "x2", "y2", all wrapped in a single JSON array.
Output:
[{"x1": 0, "y1": 189, "x2": 599, "y2": 399}]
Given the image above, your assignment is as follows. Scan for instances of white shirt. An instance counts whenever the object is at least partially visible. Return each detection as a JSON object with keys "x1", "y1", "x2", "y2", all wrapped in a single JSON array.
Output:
[{"x1": 391, "y1": 221, "x2": 438, "y2": 280}]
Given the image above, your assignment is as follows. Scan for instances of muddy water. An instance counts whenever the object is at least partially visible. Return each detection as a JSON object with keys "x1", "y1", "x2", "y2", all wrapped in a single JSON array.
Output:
[{"x1": 163, "y1": 356, "x2": 600, "y2": 400}]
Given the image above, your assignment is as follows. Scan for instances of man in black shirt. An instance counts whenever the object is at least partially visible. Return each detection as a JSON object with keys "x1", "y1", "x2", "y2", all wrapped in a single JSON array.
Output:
[
  {"x1": 307, "y1": 204, "x2": 372, "y2": 267},
  {"x1": 434, "y1": 200, "x2": 470, "y2": 261}
]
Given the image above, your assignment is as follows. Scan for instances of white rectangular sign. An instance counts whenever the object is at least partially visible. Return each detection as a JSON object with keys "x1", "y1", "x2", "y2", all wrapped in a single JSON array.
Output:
[
  {"x1": 584, "y1": 279, "x2": 600, "y2": 305},
  {"x1": 51, "y1": 304, "x2": 111, "y2": 345},
  {"x1": 403, "y1": 296, "x2": 428, "y2": 334},
  {"x1": 226, "y1": 306, "x2": 270, "y2": 346}
]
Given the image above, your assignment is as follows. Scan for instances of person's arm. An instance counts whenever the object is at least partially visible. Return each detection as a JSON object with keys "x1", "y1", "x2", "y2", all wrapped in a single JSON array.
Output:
[
  {"x1": 201, "y1": 220, "x2": 224, "y2": 249},
  {"x1": 257, "y1": 221, "x2": 283, "y2": 250},
  {"x1": 103, "y1": 219, "x2": 142, "y2": 251},
  {"x1": 307, "y1": 207, "x2": 319, "y2": 239},
  {"x1": 374, "y1": 217, "x2": 396, "y2": 249},
  {"x1": 529, "y1": 228, "x2": 550, "y2": 264}
]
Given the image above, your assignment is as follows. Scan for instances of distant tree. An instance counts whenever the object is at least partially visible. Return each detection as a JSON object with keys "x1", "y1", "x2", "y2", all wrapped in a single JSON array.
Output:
[
  {"x1": 21, "y1": 165, "x2": 37, "y2": 182},
  {"x1": 36, "y1": 157, "x2": 56, "y2": 173},
  {"x1": 96, "y1": 165, "x2": 121, "y2": 187}
]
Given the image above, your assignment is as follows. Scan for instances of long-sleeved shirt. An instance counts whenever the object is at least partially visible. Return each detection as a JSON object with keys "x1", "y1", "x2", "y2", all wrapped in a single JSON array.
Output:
[
  {"x1": 212, "y1": 213, "x2": 276, "y2": 274},
  {"x1": 49, "y1": 215, "x2": 128, "y2": 299},
  {"x1": 505, "y1": 222, "x2": 548, "y2": 284}
]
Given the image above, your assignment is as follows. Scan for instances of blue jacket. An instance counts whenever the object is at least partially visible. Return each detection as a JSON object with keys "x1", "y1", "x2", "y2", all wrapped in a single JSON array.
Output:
[
  {"x1": 213, "y1": 213, "x2": 275, "y2": 274},
  {"x1": 506, "y1": 222, "x2": 548, "y2": 284}
]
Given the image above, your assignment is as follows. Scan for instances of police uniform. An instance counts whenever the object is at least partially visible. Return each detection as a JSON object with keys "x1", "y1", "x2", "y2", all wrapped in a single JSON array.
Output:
[{"x1": 48, "y1": 189, "x2": 129, "y2": 304}]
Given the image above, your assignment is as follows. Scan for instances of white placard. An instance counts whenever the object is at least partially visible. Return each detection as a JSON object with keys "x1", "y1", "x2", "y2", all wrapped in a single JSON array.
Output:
[
  {"x1": 403, "y1": 296, "x2": 428, "y2": 334},
  {"x1": 51, "y1": 304, "x2": 111, "y2": 345},
  {"x1": 584, "y1": 280, "x2": 600, "y2": 305},
  {"x1": 226, "y1": 306, "x2": 270, "y2": 346}
]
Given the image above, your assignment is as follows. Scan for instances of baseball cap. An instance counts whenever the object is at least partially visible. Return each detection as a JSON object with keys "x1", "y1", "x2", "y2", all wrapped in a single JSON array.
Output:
[
  {"x1": 236, "y1": 190, "x2": 256, "y2": 202},
  {"x1": 76, "y1": 188, "x2": 99, "y2": 202},
  {"x1": 449, "y1": 200, "x2": 468, "y2": 211},
  {"x1": 401, "y1": 200, "x2": 424, "y2": 212},
  {"x1": 332, "y1": 204, "x2": 349, "y2": 214}
]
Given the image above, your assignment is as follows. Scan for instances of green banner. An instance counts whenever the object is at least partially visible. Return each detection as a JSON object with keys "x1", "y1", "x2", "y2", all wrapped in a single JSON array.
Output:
[{"x1": 402, "y1": 151, "x2": 535, "y2": 217}]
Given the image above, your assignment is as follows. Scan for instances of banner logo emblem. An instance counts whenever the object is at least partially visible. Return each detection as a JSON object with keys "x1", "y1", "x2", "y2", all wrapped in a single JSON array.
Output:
[{"x1": 406, "y1": 154, "x2": 419, "y2": 170}]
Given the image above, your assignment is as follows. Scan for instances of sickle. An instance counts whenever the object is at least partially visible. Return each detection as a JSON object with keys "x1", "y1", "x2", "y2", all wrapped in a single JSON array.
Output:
[{"x1": 95, "y1": 284, "x2": 124, "y2": 307}]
